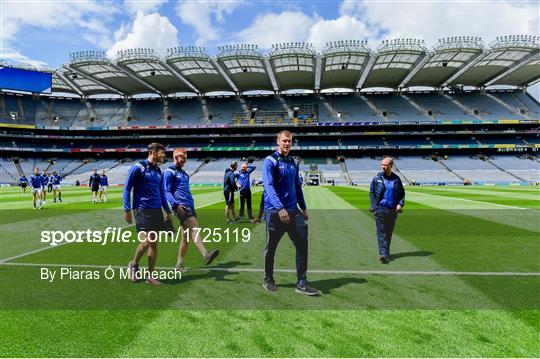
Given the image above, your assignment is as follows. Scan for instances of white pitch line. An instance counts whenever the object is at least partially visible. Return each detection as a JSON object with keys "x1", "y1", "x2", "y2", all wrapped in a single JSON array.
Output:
[
  {"x1": 1, "y1": 262, "x2": 539, "y2": 277},
  {"x1": 0, "y1": 197, "x2": 228, "y2": 265}
]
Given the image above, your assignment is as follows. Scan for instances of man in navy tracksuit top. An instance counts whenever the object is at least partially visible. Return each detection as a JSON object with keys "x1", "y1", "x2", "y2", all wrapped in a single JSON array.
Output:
[
  {"x1": 369, "y1": 156, "x2": 405, "y2": 264},
  {"x1": 52, "y1": 171, "x2": 62, "y2": 203},
  {"x1": 163, "y1": 148, "x2": 220, "y2": 273},
  {"x1": 223, "y1": 161, "x2": 238, "y2": 223},
  {"x1": 262, "y1": 130, "x2": 320, "y2": 296},
  {"x1": 19, "y1": 175, "x2": 28, "y2": 194},
  {"x1": 123, "y1": 143, "x2": 173, "y2": 285},
  {"x1": 237, "y1": 162, "x2": 256, "y2": 222}
]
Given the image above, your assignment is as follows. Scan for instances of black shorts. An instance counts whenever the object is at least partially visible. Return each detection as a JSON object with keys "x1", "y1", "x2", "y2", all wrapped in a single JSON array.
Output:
[
  {"x1": 134, "y1": 209, "x2": 166, "y2": 232},
  {"x1": 174, "y1": 205, "x2": 197, "y2": 225},
  {"x1": 21, "y1": 183, "x2": 27, "y2": 188},
  {"x1": 91, "y1": 185, "x2": 99, "y2": 192},
  {"x1": 224, "y1": 190, "x2": 235, "y2": 205}
]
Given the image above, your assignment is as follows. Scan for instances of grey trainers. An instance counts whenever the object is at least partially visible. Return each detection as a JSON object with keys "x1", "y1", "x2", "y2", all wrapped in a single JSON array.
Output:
[
  {"x1": 295, "y1": 282, "x2": 320, "y2": 296},
  {"x1": 204, "y1": 249, "x2": 220, "y2": 266},
  {"x1": 263, "y1": 277, "x2": 278, "y2": 292}
]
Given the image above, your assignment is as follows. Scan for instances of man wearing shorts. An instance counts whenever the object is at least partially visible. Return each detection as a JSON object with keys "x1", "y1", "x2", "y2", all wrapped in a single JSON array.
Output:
[
  {"x1": 89, "y1": 168, "x2": 101, "y2": 204},
  {"x1": 29, "y1": 167, "x2": 43, "y2": 209},
  {"x1": 163, "y1": 148, "x2": 220, "y2": 273},
  {"x1": 52, "y1": 171, "x2": 62, "y2": 203},
  {"x1": 99, "y1": 170, "x2": 108, "y2": 203},
  {"x1": 19, "y1": 175, "x2": 28, "y2": 195},
  {"x1": 123, "y1": 143, "x2": 173, "y2": 285}
]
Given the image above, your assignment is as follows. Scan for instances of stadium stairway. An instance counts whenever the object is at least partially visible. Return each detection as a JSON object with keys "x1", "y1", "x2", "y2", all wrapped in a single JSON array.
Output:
[
  {"x1": 444, "y1": 94, "x2": 479, "y2": 120},
  {"x1": 105, "y1": 160, "x2": 123, "y2": 173},
  {"x1": 13, "y1": 160, "x2": 25, "y2": 177},
  {"x1": 339, "y1": 159, "x2": 352, "y2": 185},
  {"x1": 436, "y1": 159, "x2": 465, "y2": 181},
  {"x1": 486, "y1": 159, "x2": 527, "y2": 182},
  {"x1": 188, "y1": 159, "x2": 210, "y2": 179},
  {"x1": 63, "y1": 161, "x2": 90, "y2": 178},
  {"x1": 0, "y1": 162, "x2": 18, "y2": 183},
  {"x1": 392, "y1": 161, "x2": 409, "y2": 183}
]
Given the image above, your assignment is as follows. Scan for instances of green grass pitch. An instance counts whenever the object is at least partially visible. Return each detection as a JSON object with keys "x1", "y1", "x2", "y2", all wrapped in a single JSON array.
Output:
[{"x1": 0, "y1": 184, "x2": 539, "y2": 357}]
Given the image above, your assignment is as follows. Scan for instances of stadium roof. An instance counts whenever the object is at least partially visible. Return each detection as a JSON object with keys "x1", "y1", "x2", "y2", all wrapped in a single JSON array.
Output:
[{"x1": 47, "y1": 35, "x2": 540, "y2": 97}]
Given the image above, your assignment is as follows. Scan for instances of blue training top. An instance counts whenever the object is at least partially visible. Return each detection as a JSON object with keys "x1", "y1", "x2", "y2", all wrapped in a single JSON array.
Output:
[
  {"x1": 262, "y1": 151, "x2": 306, "y2": 212},
  {"x1": 163, "y1": 165, "x2": 194, "y2": 209},
  {"x1": 237, "y1": 165, "x2": 256, "y2": 191},
  {"x1": 100, "y1": 175, "x2": 108, "y2": 186},
  {"x1": 52, "y1": 174, "x2": 62, "y2": 185},
  {"x1": 122, "y1": 160, "x2": 171, "y2": 213},
  {"x1": 30, "y1": 174, "x2": 43, "y2": 189}
]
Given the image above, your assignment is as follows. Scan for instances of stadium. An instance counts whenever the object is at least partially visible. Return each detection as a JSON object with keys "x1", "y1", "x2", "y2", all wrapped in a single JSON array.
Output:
[{"x1": 0, "y1": 8, "x2": 539, "y2": 359}]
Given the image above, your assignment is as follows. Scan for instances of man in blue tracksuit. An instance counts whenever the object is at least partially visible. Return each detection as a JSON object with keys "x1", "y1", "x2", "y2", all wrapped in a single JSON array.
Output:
[
  {"x1": 369, "y1": 156, "x2": 405, "y2": 264},
  {"x1": 99, "y1": 170, "x2": 108, "y2": 203},
  {"x1": 262, "y1": 130, "x2": 320, "y2": 296},
  {"x1": 163, "y1": 148, "x2": 220, "y2": 273},
  {"x1": 30, "y1": 167, "x2": 43, "y2": 209},
  {"x1": 223, "y1": 161, "x2": 238, "y2": 223},
  {"x1": 237, "y1": 161, "x2": 256, "y2": 222},
  {"x1": 123, "y1": 143, "x2": 173, "y2": 285}
]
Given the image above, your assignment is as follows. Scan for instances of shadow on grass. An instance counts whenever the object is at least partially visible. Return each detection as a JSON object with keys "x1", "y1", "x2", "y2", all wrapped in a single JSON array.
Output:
[
  {"x1": 162, "y1": 260, "x2": 252, "y2": 285},
  {"x1": 281, "y1": 277, "x2": 367, "y2": 294},
  {"x1": 391, "y1": 250, "x2": 434, "y2": 261}
]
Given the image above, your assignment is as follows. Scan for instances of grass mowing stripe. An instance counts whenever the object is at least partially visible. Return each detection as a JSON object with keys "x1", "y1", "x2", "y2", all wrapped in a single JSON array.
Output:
[
  {"x1": 407, "y1": 187, "x2": 540, "y2": 209},
  {"x1": 0, "y1": 197, "x2": 229, "y2": 264},
  {"x1": 1, "y1": 186, "x2": 538, "y2": 357},
  {"x1": 410, "y1": 186, "x2": 540, "y2": 201},
  {"x1": 3, "y1": 261, "x2": 540, "y2": 276}
]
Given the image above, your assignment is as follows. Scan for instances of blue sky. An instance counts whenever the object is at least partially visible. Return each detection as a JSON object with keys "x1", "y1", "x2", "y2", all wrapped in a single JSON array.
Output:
[{"x1": 1, "y1": 0, "x2": 539, "y2": 96}]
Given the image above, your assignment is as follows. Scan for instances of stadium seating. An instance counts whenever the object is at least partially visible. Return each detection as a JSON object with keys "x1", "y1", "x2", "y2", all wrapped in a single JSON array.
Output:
[
  {"x1": 89, "y1": 99, "x2": 126, "y2": 126},
  {"x1": 206, "y1": 96, "x2": 244, "y2": 124},
  {"x1": 410, "y1": 93, "x2": 469, "y2": 121},
  {"x1": 367, "y1": 93, "x2": 431, "y2": 122},
  {"x1": 441, "y1": 156, "x2": 519, "y2": 182},
  {"x1": 129, "y1": 98, "x2": 164, "y2": 125},
  {"x1": 489, "y1": 155, "x2": 540, "y2": 182},
  {"x1": 1, "y1": 91, "x2": 538, "y2": 127},
  {"x1": 168, "y1": 97, "x2": 205, "y2": 125},
  {"x1": 286, "y1": 94, "x2": 336, "y2": 123},
  {"x1": 327, "y1": 93, "x2": 380, "y2": 122},
  {"x1": 451, "y1": 93, "x2": 522, "y2": 120}
]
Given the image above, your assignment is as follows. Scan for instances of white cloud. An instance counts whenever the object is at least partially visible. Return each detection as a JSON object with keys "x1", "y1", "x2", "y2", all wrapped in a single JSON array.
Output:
[
  {"x1": 107, "y1": 12, "x2": 179, "y2": 58},
  {"x1": 236, "y1": 11, "x2": 317, "y2": 49},
  {"x1": 340, "y1": 0, "x2": 539, "y2": 46},
  {"x1": 307, "y1": 15, "x2": 375, "y2": 50},
  {"x1": 1, "y1": 0, "x2": 119, "y2": 48},
  {"x1": 176, "y1": 0, "x2": 244, "y2": 45},
  {"x1": 1, "y1": 48, "x2": 48, "y2": 68},
  {"x1": 124, "y1": 0, "x2": 167, "y2": 15}
]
